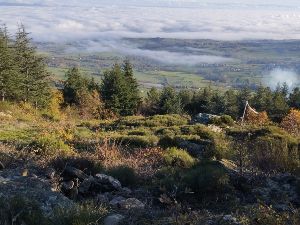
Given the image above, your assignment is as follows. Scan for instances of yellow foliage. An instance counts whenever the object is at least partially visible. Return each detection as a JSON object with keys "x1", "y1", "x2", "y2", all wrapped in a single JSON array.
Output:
[
  {"x1": 245, "y1": 110, "x2": 269, "y2": 125},
  {"x1": 281, "y1": 109, "x2": 300, "y2": 136},
  {"x1": 45, "y1": 89, "x2": 64, "y2": 120}
]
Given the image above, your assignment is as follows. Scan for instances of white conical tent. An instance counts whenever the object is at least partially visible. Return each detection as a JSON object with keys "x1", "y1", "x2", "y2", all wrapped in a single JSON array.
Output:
[{"x1": 242, "y1": 101, "x2": 258, "y2": 122}]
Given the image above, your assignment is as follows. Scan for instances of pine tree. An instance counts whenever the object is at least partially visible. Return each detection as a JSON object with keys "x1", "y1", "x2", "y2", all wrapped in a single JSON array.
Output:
[
  {"x1": 144, "y1": 87, "x2": 161, "y2": 115},
  {"x1": 101, "y1": 62, "x2": 140, "y2": 116},
  {"x1": 101, "y1": 64, "x2": 124, "y2": 115},
  {"x1": 159, "y1": 86, "x2": 183, "y2": 115},
  {"x1": 210, "y1": 93, "x2": 226, "y2": 115},
  {"x1": 13, "y1": 25, "x2": 50, "y2": 107},
  {"x1": 224, "y1": 89, "x2": 239, "y2": 119},
  {"x1": 122, "y1": 60, "x2": 140, "y2": 115},
  {"x1": 63, "y1": 67, "x2": 88, "y2": 105},
  {"x1": 289, "y1": 87, "x2": 300, "y2": 109},
  {"x1": 0, "y1": 26, "x2": 20, "y2": 101}
]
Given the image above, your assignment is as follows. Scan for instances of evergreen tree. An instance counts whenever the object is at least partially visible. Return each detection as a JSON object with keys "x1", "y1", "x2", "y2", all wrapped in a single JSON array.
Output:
[
  {"x1": 270, "y1": 88, "x2": 289, "y2": 122},
  {"x1": 13, "y1": 25, "x2": 50, "y2": 107},
  {"x1": 122, "y1": 60, "x2": 140, "y2": 115},
  {"x1": 289, "y1": 87, "x2": 300, "y2": 109},
  {"x1": 101, "y1": 64, "x2": 125, "y2": 115},
  {"x1": 224, "y1": 89, "x2": 239, "y2": 119},
  {"x1": 101, "y1": 61, "x2": 140, "y2": 116},
  {"x1": 144, "y1": 87, "x2": 161, "y2": 115},
  {"x1": 0, "y1": 26, "x2": 20, "y2": 101},
  {"x1": 159, "y1": 86, "x2": 183, "y2": 115},
  {"x1": 63, "y1": 67, "x2": 88, "y2": 105},
  {"x1": 210, "y1": 93, "x2": 226, "y2": 115},
  {"x1": 252, "y1": 86, "x2": 273, "y2": 112}
]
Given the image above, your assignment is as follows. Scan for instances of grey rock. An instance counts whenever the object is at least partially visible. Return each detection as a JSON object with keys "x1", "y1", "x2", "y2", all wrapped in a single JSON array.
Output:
[
  {"x1": 78, "y1": 176, "x2": 95, "y2": 194},
  {"x1": 119, "y1": 198, "x2": 145, "y2": 210},
  {"x1": 221, "y1": 215, "x2": 240, "y2": 225},
  {"x1": 104, "y1": 214, "x2": 125, "y2": 225},
  {"x1": 192, "y1": 113, "x2": 220, "y2": 124},
  {"x1": 109, "y1": 196, "x2": 126, "y2": 207},
  {"x1": 45, "y1": 168, "x2": 56, "y2": 179},
  {"x1": 0, "y1": 175, "x2": 73, "y2": 215},
  {"x1": 95, "y1": 174, "x2": 122, "y2": 190},
  {"x1": 62, "y1": 180, "x2": 74, "y2": 191},
  {"x1": 63, "y1": 166, "x2": 88, "y2": 181},
  {"x1": 96, "y1": 194, "x2": 110, "y2": 205},
  {"x1": 0, "y1": 161, "x2": 4, "y2": 170}
]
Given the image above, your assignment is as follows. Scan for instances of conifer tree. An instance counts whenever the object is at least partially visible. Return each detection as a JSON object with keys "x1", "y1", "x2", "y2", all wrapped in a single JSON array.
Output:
[
  {"x1": 0, "y1": 26, "x2": 20, "y2": 101},
  {"x1": 159, "y1": 86, "x2": 183, "y2": 115},
  {"x1": 63, "y1": 67, "x2": 88, "y2": 105},
  {"x1": 289, "y1": 87, "x2": 300, "y2": 109},
  {"x1": 13, "y1": 25, "x2": 50, "y2": 107},
  {"x1": 101, "y1": 61, "x2": 140, "y2": 116},
  {"x1": 122, "y1": 60, "x2": 140, "y2": 115}
]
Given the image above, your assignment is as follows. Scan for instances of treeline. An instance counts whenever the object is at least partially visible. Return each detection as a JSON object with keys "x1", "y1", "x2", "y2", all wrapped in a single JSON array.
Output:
[
  {"x1": 1, "y1": 25, "x2": 299, "y2": 122},
  {"x1": 143, "y1": 84, "x2": 300, "y2": 122}
]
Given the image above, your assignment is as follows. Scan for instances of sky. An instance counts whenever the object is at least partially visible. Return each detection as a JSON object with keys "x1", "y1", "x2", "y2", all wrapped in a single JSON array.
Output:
[
  {"x1": 1, "y1": 0, "x2": 300, "y2": 64},
  {"x1": 0, "y1": 0, "x2": 300, "y2": 42}
]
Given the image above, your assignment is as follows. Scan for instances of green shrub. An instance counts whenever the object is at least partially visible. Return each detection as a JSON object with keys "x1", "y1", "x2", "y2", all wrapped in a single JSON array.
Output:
[
  {"x1": 158, "y1": 135, "x2": 177, "y2": 148},
  {"x1": 52, "y1": 203, "x2": 108, "y2": 225},
  {"x1": 155, "y1": 126, "x2": 181, "y2": 136},
  {"x1": 227, "y1": 125, "x2": 300, "y2": 172},
  {"x1": 144, "y1": 114, "x2": 189, "y2": 127},
  {"x1": 0, "y1": 196, "x2": 50, "y2": 225},
  {"x1": 107, "y1": 166, "x2": 138, "y2": 186},
  {"x1": 155, "y1": 161, "x2": 230, "y2": 198},
  {"x1": 29, "y1": 134, "x2": 73, "y2": 156},
  {"x1": 238, "y1": 203, "x2": 300, "y2": 225},
  {"x1": 163, "y1": 147, "x2": 196, "y2": 168},
  {"x1": 183, "y1": 161, "x2": 230, "y2": 196},
  {"x1": 210, "y1": 115, "x2": 234, "y2": 126},
  {"x1": 115, "y1": 135, "x2": 158, "y2": 148},
  {"x1": 127, "y1": 128, "x2": 150, "y2": 136}
]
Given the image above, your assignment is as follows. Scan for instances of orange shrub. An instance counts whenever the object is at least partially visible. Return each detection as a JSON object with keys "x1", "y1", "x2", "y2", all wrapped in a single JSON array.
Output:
[
  {"x1": 245, "y1": 110, "x2": 269, "y2": 125},
  {"x1": 281, "y1": 109, "x2": 300, "y2": 136}
]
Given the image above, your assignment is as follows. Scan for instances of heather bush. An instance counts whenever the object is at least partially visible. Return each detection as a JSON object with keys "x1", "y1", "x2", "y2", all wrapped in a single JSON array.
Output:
[
  {"x1": 29, "y1": 134, "x2": 73, "y2": 156},
  {"x1": 163, "y1": 147, "x2": 196, "y2": 168},
  {"x1": 107, "y1": 165, "x2": 138, "y2": 186}
]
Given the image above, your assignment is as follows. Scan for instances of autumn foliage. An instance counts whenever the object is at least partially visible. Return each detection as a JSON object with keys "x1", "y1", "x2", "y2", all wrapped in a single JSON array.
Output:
[
  {"x1": 244, "y1": 107, "x2": 269, "y2": 125},
  {"x1": 281, "y1": 109, "x2": 300, "y2": 136}
]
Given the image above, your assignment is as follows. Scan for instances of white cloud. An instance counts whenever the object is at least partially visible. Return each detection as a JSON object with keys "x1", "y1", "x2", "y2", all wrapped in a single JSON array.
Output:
[
  {"x1": 1, "y1": 0, "x2": 300, "y2": 64},
  {"x1": 264, "y1": 69, "x2": 300, "y2": 91}
]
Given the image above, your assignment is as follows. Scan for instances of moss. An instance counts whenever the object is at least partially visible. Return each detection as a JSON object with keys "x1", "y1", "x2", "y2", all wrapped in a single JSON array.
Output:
[
  {"x1": 210, "y1": 115, "x2": 235, "y2": 126},
  {"x1": 29, "y1": 134, "x2": 74, "y2": 156},
  {"x1": 107, "y1": 166, "x2": 138, "y2": 186},
  {"x1": 163, "y1": 147, "x2": 196, "y2": 168}
]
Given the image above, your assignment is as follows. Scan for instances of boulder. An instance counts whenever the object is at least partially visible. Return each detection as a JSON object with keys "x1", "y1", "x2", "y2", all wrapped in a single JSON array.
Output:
[
  {"x1": 78, "y1": 176, "x2": 95, "y2": 195},
  {"x1": 96, "y1": 194, "x2": 110, "y2": 205},
  {"x1": 62, "y1": 166, "x2": 88, "y2": 181},
  {"x1": 220, "y1": 215, "x2": 241, "y2": 225},
  {"x1": 104, "y1": 214, "x2": 125, "y2": 225},
  {"x1": 119, "y1": 198, "x2": 145, "y2": 210},
  {"x1": 192, "y1": 113, "x2": 220, "y2": 124},
  {"x1": 95, "y1": 174, "x2": 122, "y2": 191},
  {"x1": 61, "y1": 180, "x2": 74, "y2": 191},
  {"x1": 0, "y1": 174, "x2": 73, "y2": 215},
  {"x1": 109, "y1": 196, "x2": 126, "y2": 207}
]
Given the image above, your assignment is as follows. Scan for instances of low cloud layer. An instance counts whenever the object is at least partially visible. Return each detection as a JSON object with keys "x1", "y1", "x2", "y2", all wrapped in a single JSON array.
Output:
[
  {"x1": 265, "y1": 69, "x2": 300, "y2": 91},
  {"x1": 1, "y1": 0, "x2": 300, "y2": 64}
]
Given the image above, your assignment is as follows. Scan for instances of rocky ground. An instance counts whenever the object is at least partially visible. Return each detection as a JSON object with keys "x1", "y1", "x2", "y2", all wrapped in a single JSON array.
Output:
[{"x1": 1, "y1": 150, "x2": 299, "y2": 225}]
